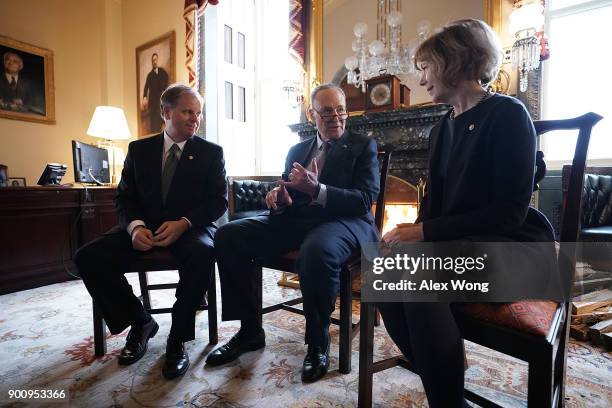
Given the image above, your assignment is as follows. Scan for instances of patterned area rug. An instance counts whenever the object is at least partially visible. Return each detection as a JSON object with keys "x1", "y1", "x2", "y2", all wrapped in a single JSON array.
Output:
[{"x1": 0, "y1": 270, "x2": 610, "y2": 407}]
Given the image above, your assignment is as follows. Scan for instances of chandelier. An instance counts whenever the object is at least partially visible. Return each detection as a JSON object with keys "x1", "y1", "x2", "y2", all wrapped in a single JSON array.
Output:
[
  {"x1": 344, "y1": 0, "x2": 430, "y2": 92},
  {"x1": 509, "y1": 2, "x2": 544, "y2": 92}
]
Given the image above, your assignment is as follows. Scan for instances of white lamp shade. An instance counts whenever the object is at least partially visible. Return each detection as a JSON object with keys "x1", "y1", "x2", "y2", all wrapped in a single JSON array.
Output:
[{"x1": 86, "y1": 106, "x2": 131, "y2": 140}]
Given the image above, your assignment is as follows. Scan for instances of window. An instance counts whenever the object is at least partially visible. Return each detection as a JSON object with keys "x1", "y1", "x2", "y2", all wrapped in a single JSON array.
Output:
[
  {"x1": 224, "y1": 25, "x2": 233, "y2": 64},
  {"x1": 224, "y1": 81, "x2": 233, "y2": 119},
  {"x1": 202, "y1": 0, "x2": 300, "y2": 176},
  {"x1": 238, "y1": 32, "x2": 246, "y2": 69},
  {"x1": 542, "y1": 0, "x2": 612, "y2": 162},
  {"x1": 237, "y1": 85, "x2": 246, "y2": 122}
]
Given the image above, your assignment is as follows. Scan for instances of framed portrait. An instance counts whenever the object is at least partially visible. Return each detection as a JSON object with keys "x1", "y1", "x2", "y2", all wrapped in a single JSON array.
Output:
[
  {"x1": 8, "y1": 177, "x2": 26, "y2": 187},
  {"x1": 0, "y1": 36, "x2": 55, "y2": 124},
  {"x1": 136, "y1": 31, "x2": 175, "y2": 138}
]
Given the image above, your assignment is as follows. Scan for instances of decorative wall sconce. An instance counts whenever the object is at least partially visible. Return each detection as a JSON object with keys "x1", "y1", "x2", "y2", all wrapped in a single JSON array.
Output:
[{"x1": 509, "y1": 2, "x2": 544, "y2": 92}]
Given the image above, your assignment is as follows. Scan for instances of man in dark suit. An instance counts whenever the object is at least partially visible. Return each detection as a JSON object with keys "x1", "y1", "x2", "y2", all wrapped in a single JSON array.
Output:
[
  {"x1": 207, "y1": 84, "x2": 380, "y2": 383},
  {"x1": 75, "y1": 84, "x2": 227, "y2": 380},
  {"x1": 142, "y1": 53, "x2": 169, "y2": 133},
  {"x1": 0, "y1": 51, "x2": 40, "y2": 113}
]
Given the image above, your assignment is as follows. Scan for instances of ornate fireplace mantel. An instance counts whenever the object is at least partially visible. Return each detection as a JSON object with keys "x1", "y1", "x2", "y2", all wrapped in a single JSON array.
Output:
[{"x1": 289, "y1": 104, "x2": 449, "y2": 187}]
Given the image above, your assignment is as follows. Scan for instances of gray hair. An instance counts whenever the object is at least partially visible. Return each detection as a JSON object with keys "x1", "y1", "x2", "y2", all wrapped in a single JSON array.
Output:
[
  {"x1": 310, "y1": 83, "x2": 346, "y2": 105},
  {"x1": 415, "y1": 19, "x2": 502, "y2": 87},
  {"x1": 3, "y1": 51, "x2": 22, "y2": 65},
  {"x1": 160, "y1": 83, "x2": 203, "y2": 111}
]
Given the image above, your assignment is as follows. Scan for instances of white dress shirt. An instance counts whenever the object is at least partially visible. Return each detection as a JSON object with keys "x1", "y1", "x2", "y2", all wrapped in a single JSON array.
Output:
[{"x1": 127, "y1": 131, "x2": 192, "y2": 236}]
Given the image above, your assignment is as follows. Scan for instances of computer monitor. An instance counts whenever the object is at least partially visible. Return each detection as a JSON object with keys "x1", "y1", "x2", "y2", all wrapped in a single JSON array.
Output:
[
  {"x1": 37, "y1": 163, "x2": 68, "y2": 185},
  {"x1": 72, "y1": 140, "x2": 110, "y2": 185}
]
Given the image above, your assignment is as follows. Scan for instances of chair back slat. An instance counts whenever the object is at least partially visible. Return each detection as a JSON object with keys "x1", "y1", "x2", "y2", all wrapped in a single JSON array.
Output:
[
  {"x1": 533, "y1": 112, "x2": 603, "y2": 243},
  {"x1": 534, "y1": 112, "x2": 603, "y2": 296}
]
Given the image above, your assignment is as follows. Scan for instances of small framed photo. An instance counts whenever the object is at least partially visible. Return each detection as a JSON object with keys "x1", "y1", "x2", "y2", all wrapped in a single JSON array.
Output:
[
  {"x1": 0, "y1": 35, "x2": 55, "y2": 124},
  {"x1": 8, "y1": 177, "x2": 26, "y2": 187},
  {"x1": 136, "y1": 31, "x2": 175, "y2": 138}
]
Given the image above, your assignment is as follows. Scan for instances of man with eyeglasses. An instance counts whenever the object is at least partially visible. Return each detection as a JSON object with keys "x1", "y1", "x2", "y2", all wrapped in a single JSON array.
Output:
[{"x1": 208, "y1": 84, "x2": 380, "y2": 383}]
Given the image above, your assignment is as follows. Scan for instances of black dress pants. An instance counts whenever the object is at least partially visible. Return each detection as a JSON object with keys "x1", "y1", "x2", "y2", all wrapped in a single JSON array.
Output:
[
  {"x1": 215, "y1": 215, "x2": 359, "y2": 346},
  {"x1": 75, "y1": 226, "x2": 215, "y2": 342},
  {"x1": 377, "y1": 302, "x2": 465, "y2": 408}
]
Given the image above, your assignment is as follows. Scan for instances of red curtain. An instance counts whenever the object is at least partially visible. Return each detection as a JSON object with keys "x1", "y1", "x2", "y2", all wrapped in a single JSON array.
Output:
[
  {"x1": 289, "y1": 0, "x2": 306, "y2": 70},
  {"x1": 183, "y1": 0, "x2": 219, "y2": 87}
]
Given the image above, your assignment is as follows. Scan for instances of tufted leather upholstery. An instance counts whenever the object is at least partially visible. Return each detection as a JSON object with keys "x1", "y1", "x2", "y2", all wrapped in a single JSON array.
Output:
[
  {"x1": 581, "y1": 173, "x2": 612, "y2": 228},
  {"x1": 227, "y1": 176, "x2": 278, "y2": 221}
]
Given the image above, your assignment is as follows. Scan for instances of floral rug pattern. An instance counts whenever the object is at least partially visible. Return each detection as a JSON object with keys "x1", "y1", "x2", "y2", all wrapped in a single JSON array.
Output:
[{"x1": 0, "y1": 270, "x2": 610, "y2": 407}]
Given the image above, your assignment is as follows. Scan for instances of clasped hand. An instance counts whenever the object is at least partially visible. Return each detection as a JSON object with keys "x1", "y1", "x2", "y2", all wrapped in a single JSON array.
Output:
[
  {"x1": 382, "y1": 223, "x2": 424, "y2": 245},
  {"x1": 131, "y1": 219, "x2": 189, "y2": 251}
]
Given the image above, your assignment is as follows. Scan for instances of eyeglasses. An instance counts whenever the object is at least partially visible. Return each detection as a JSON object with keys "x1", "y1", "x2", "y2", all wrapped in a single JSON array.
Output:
[{"x1": 312, "y1": 106, "x2": 348, "y2": 120}]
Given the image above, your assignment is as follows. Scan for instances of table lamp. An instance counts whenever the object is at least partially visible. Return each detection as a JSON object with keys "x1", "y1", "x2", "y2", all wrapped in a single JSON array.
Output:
[{"x1": 86, "y1": 106, "x2": 131, "y2": 184}]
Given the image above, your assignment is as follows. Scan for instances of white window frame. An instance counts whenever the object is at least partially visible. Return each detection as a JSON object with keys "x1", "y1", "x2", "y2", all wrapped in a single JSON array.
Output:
[{"x1": 541, "y1": 0, "x2": 612, "y2": 168}]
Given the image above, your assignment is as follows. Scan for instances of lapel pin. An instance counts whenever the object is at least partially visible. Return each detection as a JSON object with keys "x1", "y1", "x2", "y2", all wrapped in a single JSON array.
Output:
[
  {"x1": 343, "y1": 144, "x2": 348, "y2": 148},
  {"x1": 468, "y1": 124, "x2": 475, "y2": 131},
  {"x1": 188, "y1": 155, "x2": 194, "y2": 160}
]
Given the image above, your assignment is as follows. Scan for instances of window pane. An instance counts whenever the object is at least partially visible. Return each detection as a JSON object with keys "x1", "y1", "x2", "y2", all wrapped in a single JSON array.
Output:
[
  {"x1": 224, "y1": 25, "x2": 232, "y2": 63},
  {"x1": 258, "y1": 0, "x2": 300, "y2": 174},
  {"x1": 237, "y1": 86, "x2": 246, "y2": 122},
  {"x1": 549, "y1": 0, "x2": 597, "y2": 11},
  {"x1": 543, "y1": 4, "x2": 612, "y2": 160},
  {"x1": 238, "y1": 32, "x2": 246, "y2": 69},
  {"x1": 225, "y1": 81, "x2": 233, "y2": 119}
]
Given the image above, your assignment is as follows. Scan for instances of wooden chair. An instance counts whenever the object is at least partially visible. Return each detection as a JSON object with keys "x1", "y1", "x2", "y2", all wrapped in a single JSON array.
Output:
[
  {"x1": 93, "y1": 249, "x2": 218, "y2": 356},
  {"x1": 253, "y1": 148, "x2": 393, "y2": 374},
  {"x1": 358, "y1": 112, "x2": 603, "y2": 407}
]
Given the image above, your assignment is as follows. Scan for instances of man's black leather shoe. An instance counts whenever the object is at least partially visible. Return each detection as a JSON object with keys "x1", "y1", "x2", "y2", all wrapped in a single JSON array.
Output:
[
  {"x1": 206, "y1": 329, "x2": 265, "y2": 366},
  {"x1": 162, "y1": 339, "x2": 190, "y2": 380},
  {"x1": 118, "y1": 317, "x2": 159, "y2": 365},
  {"x1": 301, "y1": 337, "x2": 330, "y2": 383}
]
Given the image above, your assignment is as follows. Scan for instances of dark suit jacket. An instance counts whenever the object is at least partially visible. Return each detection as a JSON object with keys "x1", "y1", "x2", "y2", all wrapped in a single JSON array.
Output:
[
  {"x1": 115, "y1": 133, "x2": 228, "y2": 235},
  {"x1": 0, "y1": 75, "x2": 40, "y2": 113},
  {"x1": 417, "y1": 93, "x2": 554, "y2": 242},
  {"x1": 143, "y1": 69, "x2": 168, "y2": 119},
  {"x1": 279, "y1": 130, "x2": 380, "y2": 244}
]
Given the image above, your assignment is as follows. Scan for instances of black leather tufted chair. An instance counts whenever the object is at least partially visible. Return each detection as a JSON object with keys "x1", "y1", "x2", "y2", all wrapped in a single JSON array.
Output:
[
  {"x1": 227, "y1": 176, "x2": 278, "y2": 221},
  {"x1": 580, "y1": 170, "x2": 612, "y2": 240}
]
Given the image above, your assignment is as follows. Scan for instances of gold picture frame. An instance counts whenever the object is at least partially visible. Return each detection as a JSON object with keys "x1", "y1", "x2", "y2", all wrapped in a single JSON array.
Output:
[
  {"x1": 0, "y1": 36, "x2": 55, "y2": 124},
  {"x1": 136, "y1": 31, "x2": 176, "y2": 138}
]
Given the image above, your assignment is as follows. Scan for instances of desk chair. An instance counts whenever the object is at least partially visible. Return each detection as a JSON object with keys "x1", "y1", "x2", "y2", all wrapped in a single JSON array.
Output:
[{"x1": 92, "y1": 249, "x2": 218, "y2": 356}]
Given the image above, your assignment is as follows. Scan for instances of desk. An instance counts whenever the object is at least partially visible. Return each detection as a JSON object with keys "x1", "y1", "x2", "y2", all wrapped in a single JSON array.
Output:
[{"x1": 0, "y1": 186, "x2": 117, "y2": 294}]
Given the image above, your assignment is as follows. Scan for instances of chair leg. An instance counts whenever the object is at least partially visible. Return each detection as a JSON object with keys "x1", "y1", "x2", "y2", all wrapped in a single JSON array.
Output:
[
  {"x1": 207, "y1": 267, "x2": 218, "y2": 344},
  {"x1": 339, "y1": 268, "x2": 352, "y2": 374},
  {"x1": 527, "y1": 347, "x2": 554, "y2": 407},
  {"x1": 93, "y1": 301, "x2": 107, "y2": 356},
  {"x1": 555, "y1": 316, "x2": 571, "y2": 408},
  {"x1": 358, "y1": 302, "x2": 376, "y2": 408},
  {"x1": 137, "y1": 271, "x2": 152, "y2": 312},
  {"x1": 256, "y1": 264, "x2": 263, "y2": 329}
]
